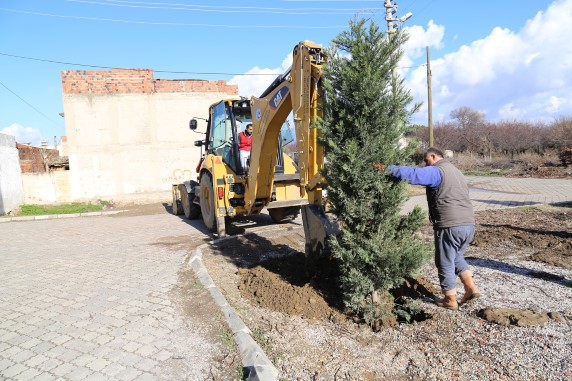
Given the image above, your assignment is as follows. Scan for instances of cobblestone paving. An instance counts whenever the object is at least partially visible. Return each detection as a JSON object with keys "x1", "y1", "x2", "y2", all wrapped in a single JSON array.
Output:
[{"x1": 0, "y1": 214, "x2": 216, "y2": 381}]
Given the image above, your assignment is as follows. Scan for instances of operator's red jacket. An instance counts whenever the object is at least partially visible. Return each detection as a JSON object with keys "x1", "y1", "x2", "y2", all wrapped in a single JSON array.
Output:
[{"x1": 239, "y1": 131, "x2": 252, "y2": 152}]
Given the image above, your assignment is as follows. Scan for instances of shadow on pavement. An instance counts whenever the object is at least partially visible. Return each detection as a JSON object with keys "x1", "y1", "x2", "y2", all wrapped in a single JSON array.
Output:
[
  {"x1": 472, "y1": 199, "x2": 541, "y2": 207},
  {"x1": 163, "y1": 200, "x2": 298, "y2": 239},
  {"x1": 550, "y1": 201, "x2": 572, "y2": 208}
]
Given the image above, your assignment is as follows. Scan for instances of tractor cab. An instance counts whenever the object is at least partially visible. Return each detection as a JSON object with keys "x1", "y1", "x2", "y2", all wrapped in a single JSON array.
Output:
[{"x1": 191, "y1": 97, "x2": 294, "y2": 176}]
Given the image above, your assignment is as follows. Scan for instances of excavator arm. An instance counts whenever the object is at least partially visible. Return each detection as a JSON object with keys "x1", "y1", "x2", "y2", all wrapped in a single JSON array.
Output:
[
  {"x1": 246, "y1": 41, "x2": 336, "y2": 259},
  {"x1": 247, "y1": 41, "x2": 326, "y2": 210}
]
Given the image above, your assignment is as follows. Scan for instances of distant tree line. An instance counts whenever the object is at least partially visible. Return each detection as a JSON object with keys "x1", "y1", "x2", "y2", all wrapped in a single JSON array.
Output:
[{"x1": 413, "y1": 106, "x2": 572, "y2": 161}]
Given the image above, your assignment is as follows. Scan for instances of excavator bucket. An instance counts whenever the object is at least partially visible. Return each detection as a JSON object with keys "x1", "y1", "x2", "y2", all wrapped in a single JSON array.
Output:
[{"x1": 301, "y1": 204, "x2": 339, "y2": 266}]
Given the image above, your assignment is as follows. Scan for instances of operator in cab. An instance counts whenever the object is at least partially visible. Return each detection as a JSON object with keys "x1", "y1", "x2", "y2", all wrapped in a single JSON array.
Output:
[{"x1": 239, "y1": 123, "x2": 253, "y2": 172}]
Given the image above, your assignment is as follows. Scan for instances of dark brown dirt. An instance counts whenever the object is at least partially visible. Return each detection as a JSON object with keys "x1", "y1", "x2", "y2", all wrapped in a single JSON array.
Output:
[
  {"x1": 214, "y1": 230, "x2": 347, "y2": 322},
  {"x1": 472, "y1": 205, "x2": 572, "y2": 269}
]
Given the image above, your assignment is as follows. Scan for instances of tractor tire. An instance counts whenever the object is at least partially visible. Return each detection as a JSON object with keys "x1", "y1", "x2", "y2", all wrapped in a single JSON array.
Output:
[
  {"x1": 172, "y1": 186, "x2": 183, "y2": 215},
  {"x1": 188, "y1": 195, "x2": 201, "y2": 219},
  {"x1": 179, "y1": 184, "x2": 200, "y2": 219},
  {"x1": 199, "y1": 172, "x2": 217, "y2": 231},
  {"x1": 268, "y1": 206, "x2": 301, "y2": 223}
]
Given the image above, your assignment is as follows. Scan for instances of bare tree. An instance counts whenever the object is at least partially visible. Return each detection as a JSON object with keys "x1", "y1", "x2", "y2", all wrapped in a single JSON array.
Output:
[
  {"x1": 450, "y1": 106, "x2": 486, "y2": 129},
  {"x1": 492, "y1": 120, "x2": 539, "y2": 158},
  {"x1": 450, "y1": 106, "x2": 488, "y2": 157},
  {"x1": 550, "y1": 116, "x2": 572, "y2": 149}
]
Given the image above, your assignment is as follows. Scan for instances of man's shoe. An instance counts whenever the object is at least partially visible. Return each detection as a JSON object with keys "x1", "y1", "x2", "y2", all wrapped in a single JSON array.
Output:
[
  {"x1": 459, "y1": 270, "x2": 481, "y2": 305},
  {"x1": 460, "y1": 291, "x2": 481, "y2": 305},
  {"x1": 434, "y1": 295, "x2": 458, "y2": 310}
]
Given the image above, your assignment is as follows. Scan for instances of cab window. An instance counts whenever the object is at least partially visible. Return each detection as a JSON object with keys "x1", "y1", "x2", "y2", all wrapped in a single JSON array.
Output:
[{"x1": 210, "y1": 101, "x2": 239, "y2": 172}]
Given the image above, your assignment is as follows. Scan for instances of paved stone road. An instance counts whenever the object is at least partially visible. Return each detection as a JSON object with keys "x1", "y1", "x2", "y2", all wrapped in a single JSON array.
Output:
[
  {"x1": 0, "y1": 177, "x2": 570, "y2": 381},
  {"x1": 403, "y1": 176, "x2": 571, "y2": 214},
  {"x1": 0, "y1": 214, "x2": 220, "y2": 381}
]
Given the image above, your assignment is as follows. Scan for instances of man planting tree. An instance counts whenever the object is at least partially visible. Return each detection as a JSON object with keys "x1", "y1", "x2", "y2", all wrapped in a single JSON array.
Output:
[{"x1": 388, "y1": 147, "x2": 481, "y2": 310}]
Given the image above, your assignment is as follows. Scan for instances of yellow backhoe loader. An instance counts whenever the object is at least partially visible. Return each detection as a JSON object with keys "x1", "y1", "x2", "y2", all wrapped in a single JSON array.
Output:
[{"x1": 172, "y1": 41, "x2": 336, "y2": 258}]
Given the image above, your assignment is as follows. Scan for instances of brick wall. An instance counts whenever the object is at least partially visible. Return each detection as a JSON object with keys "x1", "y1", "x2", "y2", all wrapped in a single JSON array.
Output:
[
  {"x1": 17, "y1": 144, "x2": 60, "y2": 173},
  {"x1": 61, "y1": 68, "x2": 238, "y2": 95}
]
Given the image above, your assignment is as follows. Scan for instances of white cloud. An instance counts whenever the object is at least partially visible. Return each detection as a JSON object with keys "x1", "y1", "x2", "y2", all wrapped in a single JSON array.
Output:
[
  {"x1": 545, "y1": 96, "x2": 562, "y2": 113},
  {"x1": 229, "y1": 53, "x2": 292, "y2": 99},
  {"x1": 397, "y1": 21, "x2": 445, "y2": 77},
  {"x1": 403, "y1": 20, "x2": 445, "y2": 60},
  {"x1": 1, "y1": 123, "x2": 42, "y2": 145},
  {"x1": 498, "y1": 103, "x2": 525, "y2": 120},
  {"x1": 406, "y1": 0, "x2": 572, "y2": 122}
]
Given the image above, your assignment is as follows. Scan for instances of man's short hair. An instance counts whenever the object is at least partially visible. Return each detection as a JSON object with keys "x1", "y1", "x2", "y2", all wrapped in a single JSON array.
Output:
[
  {"x1": 246, "y1": 123, "x2": 253, "y2": 128},
  {"x1": 425, "y1": 147, "x2": 444, "y2": 158}
]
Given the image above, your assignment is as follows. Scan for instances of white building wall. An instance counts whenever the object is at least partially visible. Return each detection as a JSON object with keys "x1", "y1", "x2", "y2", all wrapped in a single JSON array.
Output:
[
  {"x1": 62, "y1": 92, "x2": 223, "y2": 203},
  {"x1": 0, "y1": 133, "x2": 24, "y2": 214}
]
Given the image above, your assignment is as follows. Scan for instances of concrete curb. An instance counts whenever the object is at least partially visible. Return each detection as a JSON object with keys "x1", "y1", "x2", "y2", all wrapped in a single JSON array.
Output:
[
  {"x1": 189, "y1": 243, "x2": 279, "y2": 381},
  {"x1": 0, "y1": 210, "x2": 126, "y2": 223}
]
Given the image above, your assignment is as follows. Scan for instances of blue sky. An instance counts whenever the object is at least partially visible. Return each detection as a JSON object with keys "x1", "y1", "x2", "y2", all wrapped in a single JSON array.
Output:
[{"x1": 1, "y1": 0, "x2": 569, "y2": 146}]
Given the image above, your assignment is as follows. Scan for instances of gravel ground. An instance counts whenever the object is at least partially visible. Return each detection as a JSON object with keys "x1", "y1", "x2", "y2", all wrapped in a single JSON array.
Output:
[{"x1": 202, "y1": 222, "x2": 572, "y2": 381}]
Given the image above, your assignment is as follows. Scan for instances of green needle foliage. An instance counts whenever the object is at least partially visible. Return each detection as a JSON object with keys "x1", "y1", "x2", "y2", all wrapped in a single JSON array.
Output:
[{"x1": 319, "y1": 19, "x2": 431, "y2": 319}]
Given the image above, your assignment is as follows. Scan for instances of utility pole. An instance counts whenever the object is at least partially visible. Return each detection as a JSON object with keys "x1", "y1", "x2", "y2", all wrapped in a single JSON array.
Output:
[
  {"x1": 384, "y1": 1, "x2": 412, "y2": 91},
  {"x1": 384, "y1": 0, "x2": 398, "y2": 35},
  {"x1": 426, "y1": 46, "x2": 433, "y2": 147},
  {"x1": 385, "y1": 0, "x2": 398, "y2": 95}
]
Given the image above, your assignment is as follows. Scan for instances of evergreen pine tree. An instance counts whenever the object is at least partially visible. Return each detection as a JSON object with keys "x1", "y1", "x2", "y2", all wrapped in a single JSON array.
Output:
[{"x1": 319, "y1": 19, "x2": 431, "y2": 320}]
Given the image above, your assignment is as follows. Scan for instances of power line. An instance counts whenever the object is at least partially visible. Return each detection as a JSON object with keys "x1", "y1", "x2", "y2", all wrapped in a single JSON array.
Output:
[
  {"x1": 0, "y1": 80, "x2": 62, "y2": 128},
  {"x1": 0, "y1": 7, "x2": 348, "y2": 28},
  {"x1": 405, "y1": 0, "x2": 437, "y2": 20},
  {"x1": 0, "y1": 52, "x2": 281, "y2": 76},
  {"x1": 283, "y1": 0, "x2": 380, "y2": 2},
  {"x1": 66, "y1": 0, "x2": 382, "y2": 14},
  {"x1": 0, "y1": 51, "x2": 427, "y2": 74}
]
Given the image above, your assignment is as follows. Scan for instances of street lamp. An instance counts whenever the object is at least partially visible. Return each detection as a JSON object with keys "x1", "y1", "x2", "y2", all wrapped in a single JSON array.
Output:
[
  {"x1": 385, "y1": 0, "x2": 413, "y2": 35},
  {"x1": 400, "y1": 12, "x2": 413, "y2": 23}
]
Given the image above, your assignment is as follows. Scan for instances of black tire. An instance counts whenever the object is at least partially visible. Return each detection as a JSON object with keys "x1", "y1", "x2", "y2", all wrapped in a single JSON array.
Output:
[
  {"x1": 199, "y1": 172, "x2": 216, "y2": 231},
  {"x1": 179, "y1": 184, "x2": 201, "y2": 219},
  {"x1": 188, "y1": 193, "x2": 201, "y2": 219},
  {"x1": 268, "y1": 206, "x2": 301, "y2": 223},
  {"x1": 172, "y1": 187, "x2": 183, "y2": 215}
]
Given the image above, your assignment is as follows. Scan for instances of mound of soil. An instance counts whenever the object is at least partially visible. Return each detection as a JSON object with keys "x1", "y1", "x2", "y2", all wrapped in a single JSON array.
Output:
[
  {"x1": 237, "y1": 251, "x2": 439, "y2": 328},
  {"x1": 237, "y1": 254, "x2": 340, "y2": 320},
  {"x1": 477, "y1": 307, "x2": 553, "y2": 326}
]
